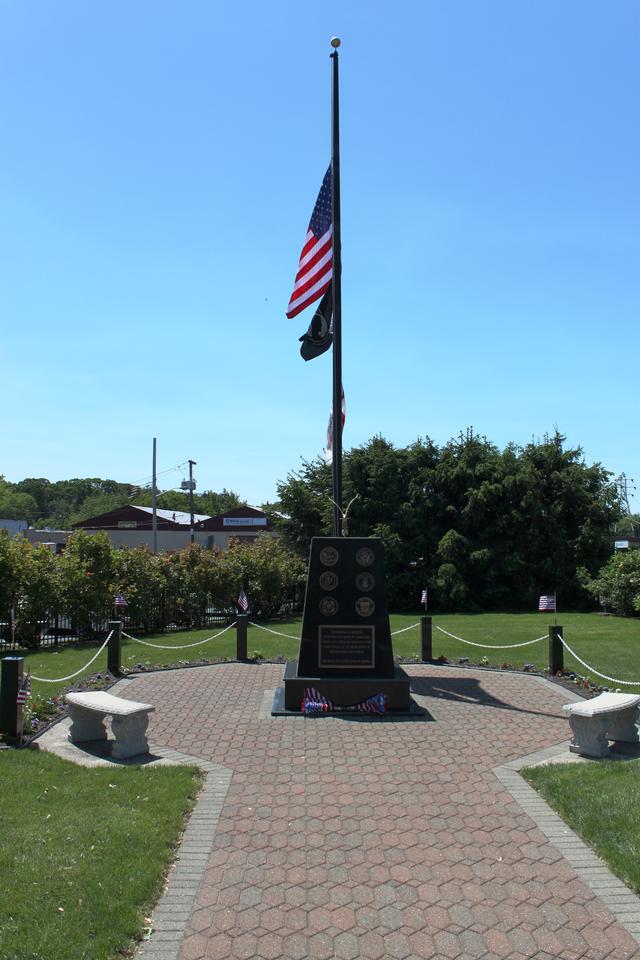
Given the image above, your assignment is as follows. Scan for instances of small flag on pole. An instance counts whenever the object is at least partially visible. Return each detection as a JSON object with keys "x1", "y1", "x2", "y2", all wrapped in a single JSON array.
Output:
[
  {"x1": 538, "y1": 594, "x2": 557, "y2": 612},
  {"x1": 114, "y1": 593, "x2": 127, "y2": 608},
  {"x1": 16, "y1": 672, "x2": 31, "y2": 706},
  {"x1": 286, "y1": 168, "x2": 333, "y2": 320},
  {"x1": 237, "y1": 590, "x2": 249, "y2": 613},
  {"x1": 421, "y1": 588, "x2": 428, "y2": 607},
  {"x1": 324, "y1": 386, "x2": 345, "y2": 465}
]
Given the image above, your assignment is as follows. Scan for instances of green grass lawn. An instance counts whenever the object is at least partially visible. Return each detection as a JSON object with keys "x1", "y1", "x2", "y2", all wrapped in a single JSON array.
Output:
[
  {"x1": 0, "y1": 750, "x2": 201, "y2": 960},
  {"x1": 17, "y1": 612, "x2": 640, "y2": 702},
  {"x1": 523, "y1": 759, "x2": 640, "y2": 894}
]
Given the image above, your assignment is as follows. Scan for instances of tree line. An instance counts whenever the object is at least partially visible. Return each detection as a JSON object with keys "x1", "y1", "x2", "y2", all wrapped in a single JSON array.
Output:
[
  {"x1": 0, "y1": 476, "x2": 244, "y2": 529},
  {"x1": 2, "y1": 429, "x2": 632, "y2": 616},
  {"x1": 0, "y1": 531, "x2": 306, "y2": 647},
  {"x1": 273, "y1": 430, "x2": 621, "y2": 611}
]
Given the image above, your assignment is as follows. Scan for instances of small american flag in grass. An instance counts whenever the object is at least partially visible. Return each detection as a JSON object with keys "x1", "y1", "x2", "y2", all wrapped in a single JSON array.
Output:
[
  {"x1": 538, "y1": 594, "x2": 557, "y2": 612},
  {"x1": 16, "y1": 672, "x2": 30, "y2": 706},
  {"x1": 237, "y1": 590, "x2": 249, "y2": 613}
]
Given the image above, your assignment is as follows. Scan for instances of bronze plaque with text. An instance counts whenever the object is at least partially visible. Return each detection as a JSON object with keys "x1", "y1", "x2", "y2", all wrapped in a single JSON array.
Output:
[{"x1": 318, "y1": 625, "x2": 375, "y2": 669}]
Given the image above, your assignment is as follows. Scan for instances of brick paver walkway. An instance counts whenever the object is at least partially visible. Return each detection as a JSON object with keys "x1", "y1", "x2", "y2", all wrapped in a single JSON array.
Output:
[{"x1": 126, "y1": 664, "x2": 640, "y2": 960}]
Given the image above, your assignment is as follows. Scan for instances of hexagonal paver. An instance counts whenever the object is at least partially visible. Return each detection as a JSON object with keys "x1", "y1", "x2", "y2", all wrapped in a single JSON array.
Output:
[
  {"x1": 111, "y1": 662, "x2": 640, "y2": 960},
  {"x1": 333, "y1": 932, "x2": 359, "y2": 960}
]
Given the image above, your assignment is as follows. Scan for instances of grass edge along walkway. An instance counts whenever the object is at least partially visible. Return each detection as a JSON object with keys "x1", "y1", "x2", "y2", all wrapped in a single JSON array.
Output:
[
  {"x1": 523, "y1": 758, "x2": 640, "y2": 896},
  {"x1": 0, "y1": 750, "x2": 202, "y2": 960}
]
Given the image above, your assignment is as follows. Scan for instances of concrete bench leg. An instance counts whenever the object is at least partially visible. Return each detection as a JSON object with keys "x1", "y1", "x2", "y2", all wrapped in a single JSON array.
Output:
[
  {"x1": 568, "y1": 714, "x2": 610, "y2": 758},
  {"x1": 67, "y1": 704, "x2": 108, "y2": 744},
  {"x1": 605, "y1": 706, "x2": 640, "y2": 744},
  {"x1": 111, "y1": 712, "x2": 151, "y2": 759}
]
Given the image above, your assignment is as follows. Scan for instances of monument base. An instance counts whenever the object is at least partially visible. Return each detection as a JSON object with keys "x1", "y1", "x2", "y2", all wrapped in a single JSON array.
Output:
[{"x1": 273, "y1": 659, "x2": 413, "y2": 715}]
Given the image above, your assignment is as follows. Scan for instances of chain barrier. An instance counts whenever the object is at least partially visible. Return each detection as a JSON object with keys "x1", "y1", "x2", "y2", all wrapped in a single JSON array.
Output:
[
  {"x1": 31, "y1": 631, "x2": 113, "y2": 683},
  {"x1": 122, "y1": 621, "x2": 237, "y2": 650},
  {"x1": 248, "y1": 621, "x2": 300, "y2": 640},
  {"x1": 390, "y1": 622, "x2": 421, "y2": 636},
  {"x1": 435, "y1": 624, "x2": 546, "y2": 650},
  {"x1": 558, "y1": 635, "x2": 640, "y2": 687}
]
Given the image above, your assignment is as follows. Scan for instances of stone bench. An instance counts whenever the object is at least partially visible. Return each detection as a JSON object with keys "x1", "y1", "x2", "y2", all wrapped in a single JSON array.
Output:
[
  {"x1": 66, "y1": 691, "x2": 155, "y2": 760},
  {"x1": 562, "y1": 692, "x2": 640, "y2": 758}
]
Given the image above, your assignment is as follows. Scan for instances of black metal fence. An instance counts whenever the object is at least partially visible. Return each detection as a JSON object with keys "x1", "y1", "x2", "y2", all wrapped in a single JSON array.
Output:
[{"x1": 0, "y1": 602, "x2": 236, "y2": 651}]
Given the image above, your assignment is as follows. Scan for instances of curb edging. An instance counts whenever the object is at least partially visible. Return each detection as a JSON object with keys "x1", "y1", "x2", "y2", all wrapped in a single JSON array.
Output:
[{"x1": 493, "y1": 742, "x2": 640, "y2": 945}]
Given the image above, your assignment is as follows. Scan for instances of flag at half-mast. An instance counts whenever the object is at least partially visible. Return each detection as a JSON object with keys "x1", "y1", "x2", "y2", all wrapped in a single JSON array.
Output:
[
  {"x1": 299, "y1": 283, "x2": 333, "y2": 361},
  {"x1": 286, "y1": 168, "x2": 332, "y2": 319}
]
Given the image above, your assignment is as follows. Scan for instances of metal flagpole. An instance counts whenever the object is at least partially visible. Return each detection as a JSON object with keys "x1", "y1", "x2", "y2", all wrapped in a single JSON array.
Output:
[
  {"x1": 330, "y1": 37, "x2": 343, "y2": 538},
  {"x1": 152, "y1": 437, "x2": 158, "y2": 555}
]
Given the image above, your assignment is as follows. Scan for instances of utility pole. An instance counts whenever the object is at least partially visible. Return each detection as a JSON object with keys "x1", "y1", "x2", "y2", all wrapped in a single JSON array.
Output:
[
  {"x1": 615, "y1": 473, "x2": 637, "y2": 537},
  {"x1": 188, "y1": 460, "x2": 196, "y2": 543},
  {"x1": 152, "y1": 438, "x2": 158, "y2": 554}
]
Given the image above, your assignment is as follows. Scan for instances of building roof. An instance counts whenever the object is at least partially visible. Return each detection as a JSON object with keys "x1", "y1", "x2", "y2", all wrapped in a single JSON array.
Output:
[
  {"x1": 196, "y1": 505, "x2": 271, "y2": 532},
  {"x1": 74, "y1": 504, "x2": 210, "y2": 530},
  {"x1": 133, "y1": 506, "x2": 210, "y2": 525}
]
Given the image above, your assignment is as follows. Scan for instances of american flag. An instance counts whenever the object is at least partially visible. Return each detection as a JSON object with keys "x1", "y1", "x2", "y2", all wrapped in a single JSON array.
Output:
[
  {"x1": 324, "y1": 385, "x2": 345, "y2": 465},
  {"x1": 237, "y1": 590, "x2": 249, "y2": 613},
  {"x1": 421, "y1": 588, "x2": 428, "y2": 606},
  {"x1": 16, "y1": 672, "x2": 31, "y2": 706},
  {"x1": 114, "y1": 593, "x2": 127, "y2": 608},
  {"x1": 286, "y1": 168, "x2": 333, "y2": 319},
  {"x1": 538, "y1": 594, "x2": 557, "y2": 612}
]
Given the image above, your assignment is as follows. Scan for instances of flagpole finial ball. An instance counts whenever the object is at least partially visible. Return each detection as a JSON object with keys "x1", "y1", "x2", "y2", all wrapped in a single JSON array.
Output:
[{"x1": 330, "y1": 37, "x2": 341, "y2": 48}]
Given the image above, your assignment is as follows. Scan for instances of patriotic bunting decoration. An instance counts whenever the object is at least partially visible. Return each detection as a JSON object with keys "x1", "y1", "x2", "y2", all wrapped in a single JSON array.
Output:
[
  {"x1": 301, "y1": 687, "x2": 388, "y2": 716},
  {"x1": 301, "y1": 687, "x2": 331, "y2": 714}
]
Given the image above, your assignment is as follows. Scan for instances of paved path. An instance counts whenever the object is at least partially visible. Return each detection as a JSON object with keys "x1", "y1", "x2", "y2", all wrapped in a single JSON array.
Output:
[{"x1": 122, "y1": 663, "x2": 640, "y2": 960}]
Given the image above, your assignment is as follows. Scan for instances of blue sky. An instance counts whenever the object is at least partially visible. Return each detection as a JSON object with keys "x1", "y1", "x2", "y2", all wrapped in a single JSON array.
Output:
[{"x1": 2, "y1": 1, "x2": 639, "y2": 509}]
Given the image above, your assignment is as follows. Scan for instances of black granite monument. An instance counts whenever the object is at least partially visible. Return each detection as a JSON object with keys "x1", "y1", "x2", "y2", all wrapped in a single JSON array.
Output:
[{"x1": 273, "y1": 536, "x2": 411, "y2": 714}]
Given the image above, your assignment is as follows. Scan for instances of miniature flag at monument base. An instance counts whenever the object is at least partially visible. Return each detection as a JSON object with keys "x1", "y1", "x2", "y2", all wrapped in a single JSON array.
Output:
[{"x1": 538, "y1": 594, "x2": 557, "y2": 612}]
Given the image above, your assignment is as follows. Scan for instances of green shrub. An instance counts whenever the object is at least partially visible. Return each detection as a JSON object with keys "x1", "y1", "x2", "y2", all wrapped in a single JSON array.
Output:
[{"x1": 580, "y1": 550, "x2": 640, "y2": 616}]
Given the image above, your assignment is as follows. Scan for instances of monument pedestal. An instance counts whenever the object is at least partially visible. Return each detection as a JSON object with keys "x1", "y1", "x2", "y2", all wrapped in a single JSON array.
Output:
[
  {"x1": 275, "y1": 659, "x2": 411, "y2": 713},
  {"x1": 272, "y1": 536, "x2": 414, "y2": 716}
]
